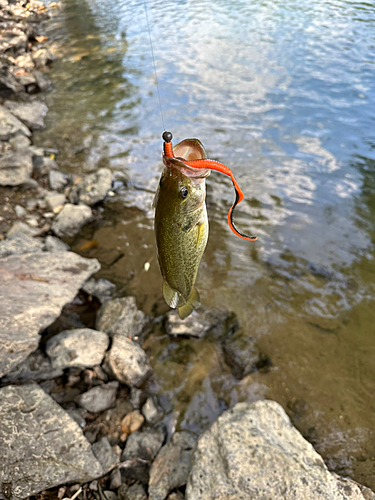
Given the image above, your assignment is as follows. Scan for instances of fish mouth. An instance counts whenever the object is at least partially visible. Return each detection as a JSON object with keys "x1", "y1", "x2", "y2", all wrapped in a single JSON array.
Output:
[
  {"x1": 163, "y1": 155, "x2": 210, "y2": 178},
  {"x1": 162, "y1": 138, "x2": 210, "y2": 178}
]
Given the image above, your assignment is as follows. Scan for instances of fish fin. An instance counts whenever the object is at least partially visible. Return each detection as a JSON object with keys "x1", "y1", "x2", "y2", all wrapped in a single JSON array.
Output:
[
  {"x1": 196, "y1": 221, "x2": 206, "y2": 247},
  {"x1": 178, "y1": 288, "x2": 201, "y2": 320},
  {"x1": 163, "y1": 279, "x2": 185, "y2": 309}
]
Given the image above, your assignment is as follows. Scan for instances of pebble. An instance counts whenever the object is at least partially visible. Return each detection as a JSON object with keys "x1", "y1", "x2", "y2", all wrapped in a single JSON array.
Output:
[
  {"x1": 91, "y1": 436, "x2": 118, "y2": 472},
  {"x1": 7, "y1": 221, "x2": 40, "y2": 238},
  {"x1": 49, "y1": 169, "x2": 68, "y2": 190},
  {"x1": 44, "y1": 235, "x2": 70, "y2": 252},
  {"x1": 75, "y1": 381, "x2": 119, "y2": 413},
  {"x1": 52, "y1": 203, "x2": 93, "y2": 238},
  {"x1": 123, "y1": 484, "x2": 147, "y2": 500},
  {"x1": 14, "y1": 204, "x2": 27, "y2": 217},
  {"x1": 109, "y1": 469, "x2": 122, "y2": 490},
  {"x1": 120, "y1": 410, "x2": 144, "y2": 442},
  {"x1": 142, "y1": 397, "x2": 160, "y2": 425}
]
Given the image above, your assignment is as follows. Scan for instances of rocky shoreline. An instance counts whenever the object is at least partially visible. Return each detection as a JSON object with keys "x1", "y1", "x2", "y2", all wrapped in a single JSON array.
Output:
[{"x1": 0, "y1": 1, "x2": 374, "y2": 500}]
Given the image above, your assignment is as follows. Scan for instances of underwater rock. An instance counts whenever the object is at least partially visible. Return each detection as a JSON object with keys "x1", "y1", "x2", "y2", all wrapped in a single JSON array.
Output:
[
  {"x1": 4, "y1": 100, "x2": 48, "y2": 130},
  {"x1": 46, "y1": 328, "x2": 109, "y2": 369},
  {"x1": 165, "y1": 309, "x2": 212, "y2": 338},
  {"x1": 0, "y1": 384, "x2": 103, "y2": 500},
  {"x1": 82, "y1": 278, "x2": 116, "y2": 304},
  {"x1": 52, "y1": 203, "x2": 93, "y2": 238},
  {"x1": 186, "y1": 400, "x2": 372, "y2": 500},
  {"x1": 68, "y1": 167, "x2": 113, "y2": 206},
  {"x1": 104, "y1": 336, "x2": 152, "y2": 387},
  {"x1": 0, "y1": 251, "x2": 100, "y2": 378},
  {"x1": 149, "y1": 431, "x2": 196, "y2": 500},
  {"x1": 75, "y1": 381, "x2": 119, "y2": 413}
]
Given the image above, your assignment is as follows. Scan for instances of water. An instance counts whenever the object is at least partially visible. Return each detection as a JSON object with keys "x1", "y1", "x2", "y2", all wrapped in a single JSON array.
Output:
[{"x1": 37, "y1": 0, "x2": 375, "y2": 487}]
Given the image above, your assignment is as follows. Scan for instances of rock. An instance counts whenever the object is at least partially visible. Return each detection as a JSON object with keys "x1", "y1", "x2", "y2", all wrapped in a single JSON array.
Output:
[
  {"x1": 49, "y1": 169, "x2": 68, "y2": 190},
  {"x1": 0, "y1": 384, "x2": 103, "y2": 500},
  {"x1": 92, "y1": 436, "x2": 118, "y2": 472},
  {"x1": 7, "y1": 220, "x2": 40, "y2": 238},
  {"x1": 96, "y1": 297, "x2": 150, "y2": 342},
  {"x1": 109, "y1": 468, "x2": 122, "y2": 490},
  {"x1": 32, "y1": 48, "x2": 56, "y2": 67},
  {"x1": 75, "y1": 381, "x2": 119, "y2": 413},
  {"x1": 120, "y1": 410, "x2": 145, "y2": 441},
  {"x1": 4, "y1": 100, "x2": 48, "y2": 130},
  {"x1": 33, "y1": 155, "x2": 58, "y2": 176},
  {"x1": 66, "y1": 407, "x2": 87, "y2": 428},
  {"x1": 142, "y1": 397, "x2": 161, "y2": 425},
  {"x1": 52, "y1": 203, "x2": 93, "y2": 238},
  {"x1": 149, "y1": 431, "x2": 196, "y2": 500},
  {"x1": 222, "y1": 328, "x2": 271, "y2": 379},
  {"x1": 82, "y1": 278, "x2": 116, "y2": 303},
  {"x1": 34, "y1": 69, "x2": 51, "y2": 91},
  {"x1": 0, "y1": 67, "x2": 22, "y2": 94},
  {"x1": 45, "y1": 192, "x2": 66, "y2": 212},
  {"x1": 46, "y1": 328, "x2": 109, "y2": 369},
  {"x1": 14, "y1": 204, "x2": 27, "y2": 217},
  {"x1": 9, "y1": 132, "x2": 31, "y2": 150},
  {"x1": 69, "y1": 168, "x2": 112, "y2": 206},
  {"x1": 165, "y1": 310, "x2": 212, "y2": 338},
  {"x1": 186, "y1": 400, "x2": 372, "y2": 500},
  {"x1": 167, "y1": 494, "x2": 184, "y2": 500},
  {"x1": 104, "y1": 336, "x2": 152, "y2": 387},
  {"x1": 0, "y1": 149, "x2": 33, "y2": 186},
  {"x1": 122, "y1": 427, "x2": 165, "y2": 463},
  {"x1": 124, "y1": 484, "x2": 147, "y2": 500},
  {"x1": 44, "y1": 235, "x2": 70, "y2": 252},
  {"x1": 103, "y1": 491, "x2": 117, "y2": 500},
  {"x1": 0, "y1": 349, "x2": 63, "y2": 385},
  {"x1": 15, "y1": 53, "x2": 35, "y2": 71},
  {"x1": 0, "y1": 251, "x2": 100, "y2": 378},
  {"x1": 0, "y1": 233, "x2": 43, "y2": 258}
]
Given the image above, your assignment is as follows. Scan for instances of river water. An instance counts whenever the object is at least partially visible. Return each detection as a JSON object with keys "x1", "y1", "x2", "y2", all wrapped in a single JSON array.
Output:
[{"x1": 36, "y1": 0, "x2": 375, "y2": 487}]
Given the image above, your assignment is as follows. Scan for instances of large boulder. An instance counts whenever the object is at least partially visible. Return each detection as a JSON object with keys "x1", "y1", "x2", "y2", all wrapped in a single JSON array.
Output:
[
  {"x1": 0, "y1": 251, "x2": 100, "y2": 378},
  {"x1": 0, "y1": 384, "x2": 103, "y2": 500},
  {"x1": 186, "y1": 400, "x2": 373, "y2": 500}
]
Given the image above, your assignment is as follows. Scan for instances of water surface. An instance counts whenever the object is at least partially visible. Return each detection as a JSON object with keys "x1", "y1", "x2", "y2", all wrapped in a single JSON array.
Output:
[{"x1": 37, "y1": 0, "x2": 375, "y2": 487}]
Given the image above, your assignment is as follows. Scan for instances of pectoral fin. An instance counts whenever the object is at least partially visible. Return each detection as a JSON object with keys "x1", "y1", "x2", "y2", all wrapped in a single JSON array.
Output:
[{"x1": 178, "y1": 288, "x2": 201, "y2": 319}]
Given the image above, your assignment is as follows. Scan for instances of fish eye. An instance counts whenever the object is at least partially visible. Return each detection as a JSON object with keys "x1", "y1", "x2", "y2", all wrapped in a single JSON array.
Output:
[{"x1": 179, "y1": 186, "x2": 189, "y2": 199}]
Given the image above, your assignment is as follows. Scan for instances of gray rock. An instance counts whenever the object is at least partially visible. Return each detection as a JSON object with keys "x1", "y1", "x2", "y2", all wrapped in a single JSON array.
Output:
[
  {"x1": 0, "y1": 149, "x2": 33, "y2": 186},
  {"x1": 0, "y1": 251, "x2": 100, "y2": 378},
  {"x1": 96, "y1": 297, "x2": 150, "y2": 342},
  {"x1": 0, "y1": 67, "x2": 22, "y2": 94},
  {"x1": 4, "y1": 100, "x2": 48, "y2": 130},
  {"x1": 46, "y1": 328, "x2": 109, "y2": 369},
  {"x1": 52, "y1": 203, "x2": 93, "y2": 238},
  {"x1": 49, "y1": 169, "x2": 68, "y2": 190},
  {"x1": 44, "y1": 235, "x2": 70, "y2": 252},
  {"x1": 33, "y1": 155, "x2": 58, "y2": 176},
  {"x1": 186, "y1": 400, "x2": 371, "y2": 500},
  {"x1": 142, "y1": 397, "x2": 160, "y2": 425},
  {"x1": 149, "y1": 431, "x2": 196, "y2": 500},
  {"x1": 92, "y1": 436, "x2": 118, "y2": 472},
  {"x1": 125, "y1": 484, "x2": 147, "y2": 500},
  {"x1": 82, "y1": 278, "x2": 116, "y2": 303},
  {"x1": 103, "y1": 491, "x2": 117, "y2": 500},
  {"x1": 45, "y1": 192, "x2": 66, "y2": 212},
  {"x1": 122, "y1": 427, "x2": 165, "y2": 462},
  {"x1": 109, "y1": 468, "x2": 122, "y2": 490},
  {"x1": 7, "y1": 221, "x2": 40, "y2": 238},
  {"x1": 15, "y1": 53, "x2": 35, "y2": 71},
  {"x1": 14, "y1": 204, "x2": 27, "y2": 218},
  {"x1": 165, "y1": 310, "x2": 212, "y2": 338},
  {"x1": 0, "y1": 104, "x2": 31, "y2": 141},
  {"x1": 34, "y1": 70, "x2": 51, "y2": 91},
  {"x1": 69, "y1": 168, "x2": 112, "y2": 206},
  {"x1": 0, "y1": 350, "x2": 63, "y2": 385},
  {"x1": 75, "y1": 381, "x2": 119, "y2": 413},
  {"x1": 66, "y1": 407, "x2": 87, "y2": 428},
  {"x1": 0, "y1": 233, "x2": 43, "y2": 258},
  {"x1": 9, "y1": 132, "x2": 31, "y2": 150},
  {"x1": 32, "y1": 48, "x2": 56, "y2": 67},
  {"x1": 0, "y1": 384, "x2": 103, "y2": 500},
  {"x1": 104, "y1": 336, "x2": 152, "y2": 387}
]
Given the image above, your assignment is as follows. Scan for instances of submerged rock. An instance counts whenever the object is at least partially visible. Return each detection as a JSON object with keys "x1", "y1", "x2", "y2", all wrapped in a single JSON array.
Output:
[
  {"x1": 4, "y1": 100, "x2": 48, "y2": 130},
  {"x1": 96, "y1": 296, "x2": 150, "y2": 342},
  {"x1": 186, "y1": 400, "x2": 372, "y2": 500},
  {"x1": 52, "y1": 203, "x2": 93, "y2": 238},
  {"x1": 0, "y1": 149, "x2": 33, "y2": 186},
  {"x1": 46, "y1": 328, "x2": 109, "y2": 369},
  {"x1": 68, "y1": 167, "x2": 112, "y2": 206},
  {"x1": 104, "y1": 336, "x2": 152, "y2": 387},
  {"x1": 165, "y1": 310, "x2": 212, "y2": 338},
  {"x1": 0, "y1": 251, "x2": 100, "y2": 378},
  {"x1": 0, "y1": 384, "x2": 103, "y2": 500},
  {"x1": 82, "y1": 278, "x2": 116, "y2": 303},
  {"x1": 149, "y1": 431, "x2": 197, "y2": 500},
  {"x1": 75, "y1": 381, "x2": 119, "y2": 413}
]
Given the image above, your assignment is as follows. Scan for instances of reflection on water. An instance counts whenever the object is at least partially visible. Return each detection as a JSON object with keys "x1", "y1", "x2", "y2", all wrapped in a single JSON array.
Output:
[{"x1": 37, "y1": 0, "x2": 375, "y2": 488}]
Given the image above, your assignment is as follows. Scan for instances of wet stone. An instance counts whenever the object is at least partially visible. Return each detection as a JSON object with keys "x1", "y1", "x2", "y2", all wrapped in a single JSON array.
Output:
[
  {"x1": 165, "y1": 310, "x2": 212, "y2": 338},
  {"x1": 68, "y1": 167, "x2": 113, "y2": 206},
  {"x1": 4, "y1": 100, "x2": 48, "y2": 130},
  {"x1": 92, "y1": 436, "x2": 118, "y2": 473},
  {"x1": 0, "y1": 384, "x2": 103, "y2": 500},
  {"x1": 52, "y1": 203, "x2": 93, "y2": 238},
  {"x1": 75, "y1": 381, "x2": 119, "y2": 413},
  {"x1": 82, "y1": 278, "x2": 116, "y2": 304},
  {"x1": 46, "y1": 328, "x2": 109, "y2": 369}
]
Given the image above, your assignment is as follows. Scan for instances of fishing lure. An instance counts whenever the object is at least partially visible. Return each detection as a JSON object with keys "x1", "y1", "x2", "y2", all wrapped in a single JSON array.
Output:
[{"x1": 162, "y1": 131, "x2": 257, "y2": 241}]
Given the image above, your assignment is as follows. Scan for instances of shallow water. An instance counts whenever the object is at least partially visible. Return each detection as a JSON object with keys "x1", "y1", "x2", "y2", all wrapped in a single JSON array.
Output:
[{"x1": 37, "y1": 0, "x2": 375, "y2": 487}]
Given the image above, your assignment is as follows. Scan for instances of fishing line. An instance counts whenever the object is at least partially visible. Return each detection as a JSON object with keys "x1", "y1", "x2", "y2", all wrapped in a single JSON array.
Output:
[{"x1": 143, "y1": 0, "x2": 165, "y2": 131}]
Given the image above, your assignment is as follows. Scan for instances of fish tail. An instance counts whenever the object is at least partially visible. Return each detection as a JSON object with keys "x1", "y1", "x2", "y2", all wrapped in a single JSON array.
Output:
[{"x1": 178, "y1": 288, "x2": 201, "y2": 320}]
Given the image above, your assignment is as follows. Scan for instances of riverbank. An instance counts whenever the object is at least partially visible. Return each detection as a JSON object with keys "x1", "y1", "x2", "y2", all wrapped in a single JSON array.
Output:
[{"x1": 1, "y1": 1, "x2": 375, "y2": 500}]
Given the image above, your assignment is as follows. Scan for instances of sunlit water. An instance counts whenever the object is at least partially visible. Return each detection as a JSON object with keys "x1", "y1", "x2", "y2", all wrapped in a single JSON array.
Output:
[{"x1": 37, "y1": 0, "x2": 375, "y2": 487}]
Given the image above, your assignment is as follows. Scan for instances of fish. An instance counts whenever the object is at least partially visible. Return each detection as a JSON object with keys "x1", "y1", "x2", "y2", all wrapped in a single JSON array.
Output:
[
  {"x1": 154, "y1": 132, "x2": 257, "y2": 319},
  {"x1": 153, "y1": 138, "x2": 210, "y2": 319}
]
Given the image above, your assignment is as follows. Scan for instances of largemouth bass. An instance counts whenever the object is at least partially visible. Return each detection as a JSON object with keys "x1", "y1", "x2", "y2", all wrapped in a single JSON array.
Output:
[{"x1": 154, "y1": 138, "x2": 210, "y2": 319}]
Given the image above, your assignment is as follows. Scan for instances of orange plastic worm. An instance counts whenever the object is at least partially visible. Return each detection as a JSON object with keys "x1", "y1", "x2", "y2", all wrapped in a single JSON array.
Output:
[{"x1": 163, "y1": 133, "x2": 257, "y2": 241}]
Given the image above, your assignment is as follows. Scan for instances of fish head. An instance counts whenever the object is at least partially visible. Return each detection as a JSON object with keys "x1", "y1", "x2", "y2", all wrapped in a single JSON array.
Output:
[{"x1": 160, "y1": 138, "x2": 210, "y2": 215}]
